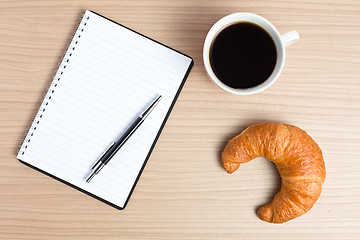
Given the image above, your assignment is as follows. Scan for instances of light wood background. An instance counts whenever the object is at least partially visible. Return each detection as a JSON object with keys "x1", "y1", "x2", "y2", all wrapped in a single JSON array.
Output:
[{"x1": 1, "y1": 0, "x2": 359, "y2": 239}]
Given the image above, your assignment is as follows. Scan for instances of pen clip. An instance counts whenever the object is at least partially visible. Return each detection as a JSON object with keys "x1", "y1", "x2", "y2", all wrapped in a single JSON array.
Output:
[{"x1": 92, "y1": 141, "x2": 115, "y2": 169}]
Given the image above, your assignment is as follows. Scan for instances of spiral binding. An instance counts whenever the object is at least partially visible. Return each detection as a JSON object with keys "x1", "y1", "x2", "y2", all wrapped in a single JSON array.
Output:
[{"x1": 18, "y1": 13, "x2": 91, "y2": 156}]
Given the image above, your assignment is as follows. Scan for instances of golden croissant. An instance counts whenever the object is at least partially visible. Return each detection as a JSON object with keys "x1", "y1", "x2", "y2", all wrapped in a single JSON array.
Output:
[{"x1": 222, "y1": 122, "x2": 326, "y2": 223}]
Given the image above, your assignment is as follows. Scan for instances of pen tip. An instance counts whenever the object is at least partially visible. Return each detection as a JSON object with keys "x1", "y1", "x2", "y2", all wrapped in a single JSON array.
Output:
[{"x1": 86, "y1": 172, "x2": 96, "y2": 183}]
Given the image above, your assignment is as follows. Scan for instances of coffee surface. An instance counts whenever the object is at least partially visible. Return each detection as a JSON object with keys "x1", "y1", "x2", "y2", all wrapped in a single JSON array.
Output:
[{"x1": 210, "y1": 22, "x2": 277, "y2": 89}]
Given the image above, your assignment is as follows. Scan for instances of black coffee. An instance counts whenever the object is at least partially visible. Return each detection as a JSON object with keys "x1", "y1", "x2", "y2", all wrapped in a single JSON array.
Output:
[{"x1": 209, "y1": 22, "x2": 277, "y2": 89}]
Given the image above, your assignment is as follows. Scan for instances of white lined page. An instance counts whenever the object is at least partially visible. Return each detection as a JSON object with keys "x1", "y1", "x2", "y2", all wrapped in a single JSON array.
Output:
[{"x1": 17, "y1": 10, "x2": 193, "y2": 208}]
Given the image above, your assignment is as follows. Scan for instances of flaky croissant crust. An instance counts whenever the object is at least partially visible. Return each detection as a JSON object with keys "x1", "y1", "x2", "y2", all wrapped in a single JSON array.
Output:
[{"x1": 222, "y1": 122, "x2": 326, "y2": 223}]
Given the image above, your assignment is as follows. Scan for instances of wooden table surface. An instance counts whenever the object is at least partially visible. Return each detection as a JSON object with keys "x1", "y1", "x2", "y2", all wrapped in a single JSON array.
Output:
[{"x1": 1, "y1": 0, "x2": 359, "y2": 239}]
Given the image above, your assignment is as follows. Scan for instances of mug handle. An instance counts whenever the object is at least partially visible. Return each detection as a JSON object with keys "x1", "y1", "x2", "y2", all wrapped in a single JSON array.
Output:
[{"x1": 281, "y1": 31, "x2": 300, "y2": 47}]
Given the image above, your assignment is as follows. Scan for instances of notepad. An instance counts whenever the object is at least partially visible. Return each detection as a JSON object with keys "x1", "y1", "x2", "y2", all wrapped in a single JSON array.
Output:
[{"x1": 17, "y1": 10, "x2": 193, "y2": 209}]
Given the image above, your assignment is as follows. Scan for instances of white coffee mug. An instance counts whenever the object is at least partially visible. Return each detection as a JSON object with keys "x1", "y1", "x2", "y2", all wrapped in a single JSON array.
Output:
[{"x1": 203, "y1": 13, "x2": 299, "y2": 95}]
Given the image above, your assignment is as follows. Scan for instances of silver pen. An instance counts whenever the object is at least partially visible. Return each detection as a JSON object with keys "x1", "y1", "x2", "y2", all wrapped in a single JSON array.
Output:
[{"x1": 86, "y1": 95, "x2": 162, "y2": 182}]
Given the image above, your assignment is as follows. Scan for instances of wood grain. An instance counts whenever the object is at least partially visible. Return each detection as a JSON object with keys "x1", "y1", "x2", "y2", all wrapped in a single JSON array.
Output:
[{"x1": 1, "y1": 0, "x2": 359, "y2": 239}]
